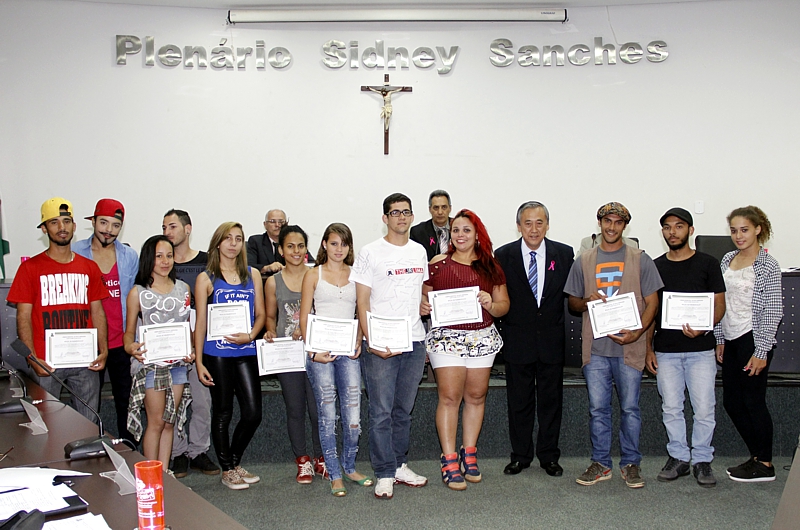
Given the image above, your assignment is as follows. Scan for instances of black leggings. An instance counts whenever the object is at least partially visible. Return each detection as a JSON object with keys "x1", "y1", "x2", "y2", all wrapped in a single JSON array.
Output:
[
  {"x1": 722, "y1": 331, "x2": 774, "y2": 462},
  {"x1": 204, "y1": 354, "x2": 262, "y2": 471},
  {"x1": 98, "y1": 346, "x2": 136, "y2": 444}
]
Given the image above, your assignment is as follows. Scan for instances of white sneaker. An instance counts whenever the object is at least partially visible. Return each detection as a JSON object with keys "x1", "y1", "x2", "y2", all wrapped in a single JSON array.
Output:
[
  {"x1": 395, "y1": 463, "x2": 428, "y2": 487},
  {"x1": 374, "y1": 477, "x2": 394, "y2": 499},
  {"x1": 235, "y1": 465, "x2": 260, "y2": 484},
  {"x1": 221, "y1": 469, "x2": 249, "y2": 490}
]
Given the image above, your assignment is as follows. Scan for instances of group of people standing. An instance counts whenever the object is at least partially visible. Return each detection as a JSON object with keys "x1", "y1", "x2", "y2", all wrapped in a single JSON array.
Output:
[{"x1": 8, "y1": 191, "x2": 782, "y2": 499}]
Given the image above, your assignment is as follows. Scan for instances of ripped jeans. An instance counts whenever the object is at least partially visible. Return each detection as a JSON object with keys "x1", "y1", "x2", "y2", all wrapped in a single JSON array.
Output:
[{"x1": 306, "y1": 354, "x2": 362, "y2": 481}]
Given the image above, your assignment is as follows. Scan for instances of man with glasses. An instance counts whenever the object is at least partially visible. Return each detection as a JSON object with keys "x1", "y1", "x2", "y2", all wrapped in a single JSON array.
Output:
[
  {"x1": 247, "y1": 209, "x2": 314, "y2": 279},
  {"x1": 351, "y1": 193, "x2": 429, "y2": 500},
  {"x1": 410, "y1": 189, "x2": 453, "y2": 262}
]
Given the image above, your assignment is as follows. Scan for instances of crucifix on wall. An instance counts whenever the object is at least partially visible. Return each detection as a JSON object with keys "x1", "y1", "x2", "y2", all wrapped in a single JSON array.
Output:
[{"x1": 361, "y1": 74, "x2": 412, "y2": 155}]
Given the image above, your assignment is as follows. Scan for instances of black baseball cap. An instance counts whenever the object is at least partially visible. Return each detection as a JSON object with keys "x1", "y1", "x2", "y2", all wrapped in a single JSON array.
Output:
[{"x1": 659, "y1": 207, "x2": 693, "y2": 227}]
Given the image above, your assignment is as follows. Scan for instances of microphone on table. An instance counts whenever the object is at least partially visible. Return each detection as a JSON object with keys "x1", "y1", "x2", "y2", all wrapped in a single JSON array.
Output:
[
  {"x1": 11, "y1": 339, "x2": 112, "y2": 460},
  {"x1": 0, "y1": 363, "x2": 37, "y2": 414}
]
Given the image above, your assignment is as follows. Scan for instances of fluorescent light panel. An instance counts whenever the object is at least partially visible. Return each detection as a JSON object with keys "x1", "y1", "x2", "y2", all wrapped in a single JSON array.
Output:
[{"x1": 227, "y1": 7, "x2": 568, "y2": 23}]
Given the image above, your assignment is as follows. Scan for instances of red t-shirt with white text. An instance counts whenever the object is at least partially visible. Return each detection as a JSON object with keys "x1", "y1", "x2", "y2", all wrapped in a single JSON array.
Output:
[
  {"x1": 8, "y1": 252, "x2": 110, "y2": 360},
  {"x1": 101, "y1": 263, "x2": 124, "y2": 349}
]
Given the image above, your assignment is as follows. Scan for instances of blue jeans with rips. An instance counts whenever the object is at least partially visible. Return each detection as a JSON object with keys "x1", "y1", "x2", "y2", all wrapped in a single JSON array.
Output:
[
  {"x1": 306, "y1": 354, "x2": 363, "y2": 481},
  {"x1": 655, "y1": 349, "x2": 716, "y2": 464},
  {"x1": 583, "y1": 355, "x2": 643, "y2": 469},
  {"x1": 360, "y1": 341, "x2": 426, "y2": 479},
  {"x1": 33, "y1": 367, "x2": 101, "y2": 424}
]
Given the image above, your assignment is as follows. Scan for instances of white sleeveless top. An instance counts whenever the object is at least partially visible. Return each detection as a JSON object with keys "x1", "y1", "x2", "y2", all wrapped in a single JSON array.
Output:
[
  {"x1": 312, "y1": 265, "x2": 357, "y2": 319},
  {"x1": 721, "y1": 265, "x2": 755, "y2": 341}
]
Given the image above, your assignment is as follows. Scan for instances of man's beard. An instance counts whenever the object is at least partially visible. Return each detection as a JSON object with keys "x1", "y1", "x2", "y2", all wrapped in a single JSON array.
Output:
[
  {"x1": 666, "y1": 236, "x2": 689, "y2": 251},
  {"x1": 48, "y1": 234, "x2": 72, "y2": 246}
]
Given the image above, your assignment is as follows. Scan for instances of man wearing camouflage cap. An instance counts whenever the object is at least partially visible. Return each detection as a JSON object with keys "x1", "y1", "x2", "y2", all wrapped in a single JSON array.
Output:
[{"x1": 564, "y1": 202, "x2": 663, "y2": 489}]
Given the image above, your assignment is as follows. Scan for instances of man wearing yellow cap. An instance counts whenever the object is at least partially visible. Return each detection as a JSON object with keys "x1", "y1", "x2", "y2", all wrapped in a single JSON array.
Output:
[
  {"x1": 73, "y1": 199, "x2": 139, "y2": 443},
  {"x1": 564, "y1": 202, "x2": 663, "y2": 489},
  {"x1": 8, "y1": 198, "x2": 110, "y2": 422}
]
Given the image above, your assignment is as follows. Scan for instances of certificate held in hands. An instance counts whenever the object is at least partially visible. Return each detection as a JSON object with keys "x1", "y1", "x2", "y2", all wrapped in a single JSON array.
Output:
[
  {"x1": 428, "y1": 286, "x2": 482, "y2": 328},
  {"x1": 45, "y1": 329, "x2": 98, "y2": 369},
  {"x1": 587, "y1": 292, "x2": 642, "y2": 340},
  {"x1": 206, "y1": 302, "x2": 251, "y2": 341},
  {"x1": 366, "y1": 312, "x2": 413, "y2": 353},
  {"x1": 661, "y1": 291, "x2": 714, "y2": 331},
  {"x1": 258, "y1": 338, "x2": 306, "y2": 375},
  {"x1": 140, "y1": 322, "x2": 192, "y2": 364},
  {"x1": 305, "y1": 315, "x2": 359, "y2": 356}
]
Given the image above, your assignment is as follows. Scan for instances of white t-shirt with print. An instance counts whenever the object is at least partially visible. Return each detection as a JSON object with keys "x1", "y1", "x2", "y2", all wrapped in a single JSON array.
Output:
[{"x1": 350, "y1": 237, "x2": 429, "y2": 341}]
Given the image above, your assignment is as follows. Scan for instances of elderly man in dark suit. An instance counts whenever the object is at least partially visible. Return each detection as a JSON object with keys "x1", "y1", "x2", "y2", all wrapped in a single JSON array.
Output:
[
  {"x1": 247, "y1": 209, "x2": 313, "y2": 279},
  {"x1": 495, "y1": 201, "x2": 574, "y2": 477},
  {"x1": 410, "y1": 190, "x2": 453, "y2": 261}
]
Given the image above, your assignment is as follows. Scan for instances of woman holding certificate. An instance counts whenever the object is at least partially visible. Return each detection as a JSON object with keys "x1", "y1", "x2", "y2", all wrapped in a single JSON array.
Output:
[
  {"x1": 264, "y1": 225, "x2": 326, "y2": 485},
  {"x1": 714, "y1": 206, "x2": 782, "y2": 483},
  {"x1": 421, "y1": 209, "x2": 509, "y2": 490},
  {"x1": 300, "y1": 223, "x2": 372, "y2": 497},
  {"x1": 195, "y1": 222, "x2": 266, "y2": 491},
  {"x1": 124, "y1": 235, "x2": 193, "y2": 471}
]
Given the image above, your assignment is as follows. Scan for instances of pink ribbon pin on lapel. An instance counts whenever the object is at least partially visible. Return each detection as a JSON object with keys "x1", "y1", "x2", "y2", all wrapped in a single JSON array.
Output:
[
  {"x1": 430, "y1": 237, "x2": 435, "y2": 246},
  {"x1": 548, "y1": 261, "x2": 555, "y2": 271}
]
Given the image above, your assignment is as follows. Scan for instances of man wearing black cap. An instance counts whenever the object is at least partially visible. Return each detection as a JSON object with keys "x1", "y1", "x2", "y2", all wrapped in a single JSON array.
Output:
[
  {"x1": 73, "y1": 198, "x2": 139, "y2": 444},
  {"x1": 565, "y1": 202, "x2": 663, "y2": 489},
  {"x1": 645, "y1": 207, "x2": 726, "y2": 488}
]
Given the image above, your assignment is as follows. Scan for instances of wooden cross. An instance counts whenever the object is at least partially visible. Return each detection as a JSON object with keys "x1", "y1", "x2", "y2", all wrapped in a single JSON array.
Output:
[{"x1": 361, "y1": 74, "x2": 412, "y2": 155}]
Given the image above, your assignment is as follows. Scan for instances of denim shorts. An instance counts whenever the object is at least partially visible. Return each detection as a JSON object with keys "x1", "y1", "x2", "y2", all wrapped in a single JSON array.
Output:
[{"x1": 145, "y1": 365, "x2": 188, "y2": 389}]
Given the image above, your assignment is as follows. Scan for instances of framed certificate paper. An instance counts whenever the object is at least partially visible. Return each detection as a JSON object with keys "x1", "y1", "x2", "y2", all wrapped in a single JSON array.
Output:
[
  {"x1": 429, "y1": 286, "x2": 482, "y2": 328},
  {"x1": 45, "y1": 329, "x2": 98, "y2": 369},
  {"x1": 366, "y1": 312, "x2": 413, "y2": 353},
  {"x1": 257, "y1": 338, "x2": 306, "y2": 376},
  {"x1": 661, "y1": 292, "x2": 714, "y2": 331},
  {"x1": 306, "y1": 315, "x2": 359, "y2": 356},
  {"x1": 587, "y1": 292, "x2": 642, "y2": 339},
  {"x1": 140, "y1": 322, "x2": 192, "y2": 364},
  {"x1": 206, "y1": 302, "x2": 251, "y2": 341}
]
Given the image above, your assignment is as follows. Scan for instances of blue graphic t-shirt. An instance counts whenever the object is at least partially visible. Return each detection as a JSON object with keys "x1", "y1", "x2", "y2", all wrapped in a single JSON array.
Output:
[{"x1": 203, "y1": 273, "x2": 257, "y2": 358}]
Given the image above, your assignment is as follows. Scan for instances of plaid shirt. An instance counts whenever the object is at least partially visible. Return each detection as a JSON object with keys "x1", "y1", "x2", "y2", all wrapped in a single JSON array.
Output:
[
  {"x1": 714, "y1": 248, "x2": 783, "y2": 359},
  {"x1": 127, "y1": 365, "x2": 192, "y2": 441}
]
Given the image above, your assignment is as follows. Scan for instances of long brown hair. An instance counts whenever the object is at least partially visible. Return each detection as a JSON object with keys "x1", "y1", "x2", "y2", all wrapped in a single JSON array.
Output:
[
  {"x1": 206, "y1": 222, "x2": 250, "y2": 284},
  {"x1": 448, "y1": 209, "x2": 504, "y2": 284},
  {"x1": 315, "y1": 223, "x2": 355, "y2": 266}
]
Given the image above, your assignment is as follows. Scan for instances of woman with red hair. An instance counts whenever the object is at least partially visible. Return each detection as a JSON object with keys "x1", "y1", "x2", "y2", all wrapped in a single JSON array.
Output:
[{"x1": 421, "y1": 209, "x2": 509, "y2": 490}]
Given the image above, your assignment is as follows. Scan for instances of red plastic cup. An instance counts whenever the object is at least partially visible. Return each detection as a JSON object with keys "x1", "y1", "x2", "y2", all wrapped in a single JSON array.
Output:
[{"x1": 134, "y1": 460, "x2": 165, "y2": 530}]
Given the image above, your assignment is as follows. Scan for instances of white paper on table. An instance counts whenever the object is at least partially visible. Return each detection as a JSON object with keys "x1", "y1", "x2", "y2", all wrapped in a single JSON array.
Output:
[
  {"x1": 45, "y1": 329, "x2": 98, "y2": 369},
  {"x1": 257, "y1": 338, "x2": 306, "y2": 376},
  {"x1": 661, "y1": 291, "x2": 715, "y2": 331},
  {"x1": 19, "y1": 399, "x2": 48, "y2": 434},
  {"x1": 0, "y1": 467, "x2": 90, "y2": 489},
  {"x1": 43, "y1": 513, "x2": 112, "y2": 529},
  {"x1": 366, "y1": 312, "x2": 413, "y2": 353},
  {"x1": 0, "y1": 484, "x2": 76, "y2": 520},
  {"x1": 587, "y1": 292, "x2": 642, "y2": 340}
]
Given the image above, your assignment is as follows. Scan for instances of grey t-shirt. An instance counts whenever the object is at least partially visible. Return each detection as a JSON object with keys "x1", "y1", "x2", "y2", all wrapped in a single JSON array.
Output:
[{"x1": 564, "y1": 246, "x2": 663, "y2": 357}]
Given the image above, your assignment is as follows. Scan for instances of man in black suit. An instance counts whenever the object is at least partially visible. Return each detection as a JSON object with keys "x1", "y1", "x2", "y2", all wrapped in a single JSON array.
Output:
[
  {"x1": 410, "y1": 189, "x2": 453, "y2": 261},
  {"x1": 495, "y1": 201, "x2": 574, "y2": 477},
  {"x1": 246, "y1": 209, "x2": 313, "y2": 279}
]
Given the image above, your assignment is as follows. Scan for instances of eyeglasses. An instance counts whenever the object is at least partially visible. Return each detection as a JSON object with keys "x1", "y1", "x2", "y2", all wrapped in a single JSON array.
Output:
[
  {"x1": 267, "y1": 220, "x2": 287, "y2": 226},
  {"x1": 387, "y1": 209, "x2": 413, "y2": 218},
  {"x1": 0, "y1": 446, "x2": 13, "y2": 462}
]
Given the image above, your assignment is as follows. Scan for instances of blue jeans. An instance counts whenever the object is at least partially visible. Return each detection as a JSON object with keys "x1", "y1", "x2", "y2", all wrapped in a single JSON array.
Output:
[
  {"x1": 360, "y1": 341, "x2": 426, "y2": 479},
  {"x1": 33, "y1": 367, "x2": 101, "y2": 424},
  {"x1": 655, "y1": 350, "x2": 716, "y2": 464},
  {"x1": 583, "y1": 355, "x2": 642, "y2": 468},
  {"x1": 306, "y1": 354, "x2": 362, "y2": 481}
]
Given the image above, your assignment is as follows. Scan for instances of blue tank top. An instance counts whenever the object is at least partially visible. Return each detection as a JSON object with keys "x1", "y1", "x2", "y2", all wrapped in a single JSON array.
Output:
[{"x1": 203, "y1": 273, "x2": 257, "y2": 358}]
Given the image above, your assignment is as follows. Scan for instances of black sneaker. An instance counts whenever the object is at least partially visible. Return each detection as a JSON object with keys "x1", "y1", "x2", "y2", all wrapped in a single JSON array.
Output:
[
  {"x1": 727, "y1": 457, "x2": 755, "y2": 476},
  {"x1": 728, "y1": 459, "x2": 775, "y2": 483},
  {"x1": 693, "y1": 462, "x2": 717, "y2": 488},
  {"x1": 190, "y1": 452, "x2": 221, "y2": 475},
  {"x1": 657, "y1": 456, "x2": 690, "y2": 482},
  {"x1": 170, "y1": 454, "x2": 189, "y2": 478}
]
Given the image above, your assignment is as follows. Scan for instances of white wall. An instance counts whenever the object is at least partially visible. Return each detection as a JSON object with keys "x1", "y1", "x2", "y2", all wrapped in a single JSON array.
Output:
[{"x1": 1, "y1": 0, "x2": 797, "y2": 276}]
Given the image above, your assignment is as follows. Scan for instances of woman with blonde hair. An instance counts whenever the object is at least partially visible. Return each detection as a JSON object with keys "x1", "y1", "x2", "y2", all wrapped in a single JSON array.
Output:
[{"x1": 195, "y1": 222, "x2": 266, "y2": 490}]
